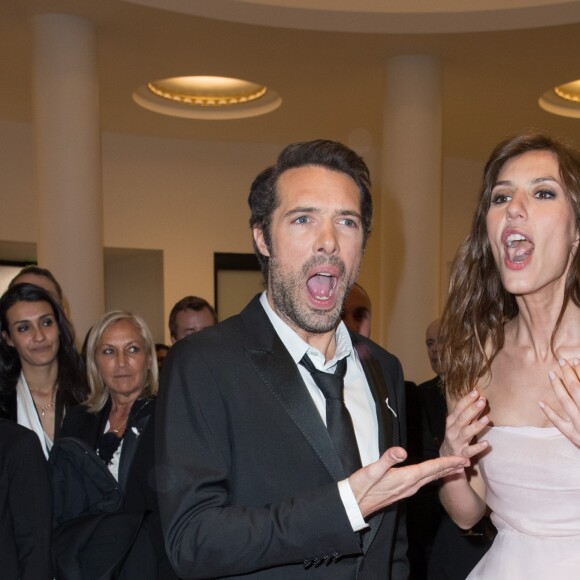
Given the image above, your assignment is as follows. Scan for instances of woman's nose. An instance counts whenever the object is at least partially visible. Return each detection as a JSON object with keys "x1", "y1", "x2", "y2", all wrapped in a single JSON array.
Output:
[
  {"x1": 32, "y1": 329, "x2": 45, "y2": 342},
  {"x1": 506, "y1": 192, "x2": 527, "y2": 220}
]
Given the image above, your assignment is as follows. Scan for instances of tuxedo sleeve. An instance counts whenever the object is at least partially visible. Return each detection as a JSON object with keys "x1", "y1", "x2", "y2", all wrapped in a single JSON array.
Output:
[{"x1": 155, "y1": 341, "x2": 362, "y2": 579}]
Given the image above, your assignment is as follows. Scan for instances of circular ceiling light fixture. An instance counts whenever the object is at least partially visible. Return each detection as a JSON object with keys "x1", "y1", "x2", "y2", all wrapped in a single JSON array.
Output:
[
  {"x1": 539, "y1": 79, "x2": 580, "y2": 119},
  {"x1": 133, "y1": 75, "x2": 282, "y2": 120}
]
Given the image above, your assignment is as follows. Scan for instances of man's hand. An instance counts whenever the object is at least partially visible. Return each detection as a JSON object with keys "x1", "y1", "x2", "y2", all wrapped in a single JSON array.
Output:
[{"x1": 349, "y1": 447, "x2": 469, "y2": 518}]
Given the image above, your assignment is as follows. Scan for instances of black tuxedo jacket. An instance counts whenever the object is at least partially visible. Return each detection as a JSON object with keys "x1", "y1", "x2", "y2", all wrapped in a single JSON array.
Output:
[
  {"x1": 156, "y1": 295, "x2": 409, "y2": 579},
  {"x1": 0, "y1": 420, "x2": 52, "y2": 580}
]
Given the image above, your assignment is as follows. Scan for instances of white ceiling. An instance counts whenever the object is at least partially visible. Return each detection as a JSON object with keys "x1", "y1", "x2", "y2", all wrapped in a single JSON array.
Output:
[
  {"x1": 123, "y1": 0, "x2": 580, "y2": 33},
  {"x1": 1, "y1": 0, "x2": 580, "y2": 160}
]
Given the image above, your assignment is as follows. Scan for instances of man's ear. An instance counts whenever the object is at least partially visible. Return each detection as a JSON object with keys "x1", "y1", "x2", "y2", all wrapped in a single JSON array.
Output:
[{"x1": 253, "y1": 226, "x2": 270, "y2": 258}]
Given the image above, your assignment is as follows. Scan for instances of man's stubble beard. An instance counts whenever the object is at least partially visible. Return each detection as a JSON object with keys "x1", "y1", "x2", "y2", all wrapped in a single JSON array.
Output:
[{"x1": 269, "y1": 254, "x2": 360, "y2": 335}]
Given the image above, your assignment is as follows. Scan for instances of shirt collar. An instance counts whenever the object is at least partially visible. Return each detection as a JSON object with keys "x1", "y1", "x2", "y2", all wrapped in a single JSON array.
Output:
[{"x1": 259, "y1": 291, "x2": 353, "y2": 370}]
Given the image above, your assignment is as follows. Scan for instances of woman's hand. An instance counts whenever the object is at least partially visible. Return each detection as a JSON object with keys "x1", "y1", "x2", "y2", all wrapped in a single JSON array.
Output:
[
  {"x1": 541, "y1": 359, "x2": 580, "y2": 447},
  {"x1": 440, "y1": 389, "x2": 490, "y2": 460}
]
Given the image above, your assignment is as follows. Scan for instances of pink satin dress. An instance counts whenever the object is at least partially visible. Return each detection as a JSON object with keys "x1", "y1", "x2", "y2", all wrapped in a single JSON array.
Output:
[{"x1": 467, "y1": 426, "x2": 580, "y2": 579}]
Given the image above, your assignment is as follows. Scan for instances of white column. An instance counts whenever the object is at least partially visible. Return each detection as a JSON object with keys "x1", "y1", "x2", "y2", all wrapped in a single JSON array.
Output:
[
  {"x1": 31, "y1": 14, "x2": 104, "y2": 342},
  {"x1": 379, "y1": 55, "x2": 442, "y2": 383}
]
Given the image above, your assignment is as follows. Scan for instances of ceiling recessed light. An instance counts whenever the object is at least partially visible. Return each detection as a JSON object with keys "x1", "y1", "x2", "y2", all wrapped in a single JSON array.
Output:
[
  {"x1": 553, "y1": 80, "x2": 580, "y2": 104},
  {"x1": 539, "y1": 79, "x2": 580, "y2": 119},
  {"x1": 133, "y1": 75, "x2": 282, "y2": 120}
]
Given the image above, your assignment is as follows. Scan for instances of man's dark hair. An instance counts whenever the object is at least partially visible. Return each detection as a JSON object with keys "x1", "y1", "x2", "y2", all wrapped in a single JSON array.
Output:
[
  {"x1": 248, "y1": 139, "x2": 373, "y2": 277},
  {"x1": 168, "y1": 296, "x2": 218, "y2": 339},
  {"x1": 9, "y1": 265, "x2": 64, "y2": 304}
]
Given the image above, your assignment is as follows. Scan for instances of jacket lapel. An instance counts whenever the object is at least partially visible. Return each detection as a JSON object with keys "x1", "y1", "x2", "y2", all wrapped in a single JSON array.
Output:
[
  {"x1": 240, "y1": 297, "x2": 400, "y2": 556},
  {"x1": 351, "y1": 336, "x2": 398, "y2": 554},
  {"x1": 241, "y1": 296, "x2": 347, "y2": 482},
  {"x1": 352, "y1": 337, "x2": 396, "y2": 452}
]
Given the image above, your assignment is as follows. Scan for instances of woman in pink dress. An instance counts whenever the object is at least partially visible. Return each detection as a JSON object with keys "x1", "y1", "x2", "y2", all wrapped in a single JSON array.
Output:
[{"x1": 439, "y1": 132, "x2": 580, "y2": 579}]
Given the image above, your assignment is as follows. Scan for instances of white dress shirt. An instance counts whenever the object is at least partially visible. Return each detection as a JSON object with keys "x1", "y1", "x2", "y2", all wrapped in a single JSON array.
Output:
[
  {"x1": 260, "y1": 292, "x2": 380, "y2": 530},
  {"x1": 15, "y1": 372, "x2": 53, "y2": 459}
]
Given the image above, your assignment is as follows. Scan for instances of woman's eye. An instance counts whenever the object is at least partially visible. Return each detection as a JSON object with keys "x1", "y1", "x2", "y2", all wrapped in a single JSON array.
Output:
[
  {"x1": 16, "y1": 324, "x2": 29, "y2": 333},
  {"x1": 491, "y1": 193, "x2": 510, "y2": 205},
  {"x1": 41, "y1": 317, "x2": 54, "y2": 327},
  {"x1": 102, "y1": 347, "x2": 114, "y2": 355},
  {"x1": 535, "y1": 188, "x2": 555, "y2": 200},
  {"x1": 128, "y1": 345, "x2": 140, "y2": 353}
]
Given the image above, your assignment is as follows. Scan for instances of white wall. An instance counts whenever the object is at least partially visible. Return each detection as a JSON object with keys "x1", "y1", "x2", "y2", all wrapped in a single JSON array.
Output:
[
  {"x1": 0, "y1": 119, "x2": 483, "y2": 361},
  {"x1": 440, "y1": 155, "x2": 483, "y2": 306}
]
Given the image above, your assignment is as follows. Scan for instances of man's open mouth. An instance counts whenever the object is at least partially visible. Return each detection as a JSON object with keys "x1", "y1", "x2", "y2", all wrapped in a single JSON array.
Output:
[{"x1": 306, "y1": 272, "x2": 337, "y2": 301}]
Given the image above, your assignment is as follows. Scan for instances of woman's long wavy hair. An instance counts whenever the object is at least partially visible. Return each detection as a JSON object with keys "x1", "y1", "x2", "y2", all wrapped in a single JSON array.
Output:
[
  {"x1": 0, "y1": 283, "x2": 86, "y2": 410},
  {"x1": 441, "y1": 132, "x2": 580, "y2": 400},
  {"x1": 84, "y1": 310, "x2": 158, "y2": 413}
]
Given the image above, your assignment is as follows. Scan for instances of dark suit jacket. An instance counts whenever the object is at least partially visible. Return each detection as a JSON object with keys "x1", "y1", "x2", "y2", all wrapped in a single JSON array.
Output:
[
  {"x1": 156, "y1": 295, "x2": 408, "y2": 579},
  {"x1": 0, "y1": 420, "x2": 52, "y2": 580},
  {"x1": 415, "y1": 376, "x2": 447, "y2": 459},
  {"x1": 58, "y1": 398, "x2": 178, "y2": 580},
  {"x1": 60, "y1": 397, "x2": 155, "y2": 498}
]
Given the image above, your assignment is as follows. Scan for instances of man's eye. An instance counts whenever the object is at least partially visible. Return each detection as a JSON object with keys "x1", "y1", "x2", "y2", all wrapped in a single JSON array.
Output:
[
  {"x1": 340, "y1": 218, "x2": 358, "y2": 228},
  {"x1": 353, "y1": 308, "x2": 368, "y2": 322},
  {"x1": 294, "y1": 216, "x2": 309, "y2": 225}
]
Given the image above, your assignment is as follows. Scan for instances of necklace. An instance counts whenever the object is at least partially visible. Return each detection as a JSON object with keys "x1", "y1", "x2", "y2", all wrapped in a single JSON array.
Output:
[
  {"x1": 29, "y1": 378, "x2": 57, "y2": 418},
  {"x1": 109, "y1": 415, "x2": 128, "y2": 434},
  {"x1": 39, "y1": 399, "x2": 55, "y2": 417},
  {"x1": 33, "y1": 391, "x2": 56, "y2": 417}
]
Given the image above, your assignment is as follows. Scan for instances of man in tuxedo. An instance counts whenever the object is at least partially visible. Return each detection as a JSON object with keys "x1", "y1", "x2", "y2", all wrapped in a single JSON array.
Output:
[
  {"x1": 416, "y1": 319, "x2": 447, "y2": 454},
  {"x1": 155, "y1": 140, "x2": 466, "y2": 579}
]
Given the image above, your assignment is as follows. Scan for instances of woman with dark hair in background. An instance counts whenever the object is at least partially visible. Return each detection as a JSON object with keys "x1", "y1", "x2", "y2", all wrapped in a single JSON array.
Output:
[
  {"x1": 439, "y1": 132, "x2": 580, "y2": 578},
  {"x1": 0, "y1": 283, "x2": 86, "y2": 457}
]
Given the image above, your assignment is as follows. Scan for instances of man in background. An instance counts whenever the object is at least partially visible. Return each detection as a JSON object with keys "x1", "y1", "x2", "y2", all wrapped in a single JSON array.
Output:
[
  {"x1": 341, "y1": 283, "x2": 372, "y2": 338},
  {"x1": 168, "y1": 295, "x2": 217, "y2": 343}
]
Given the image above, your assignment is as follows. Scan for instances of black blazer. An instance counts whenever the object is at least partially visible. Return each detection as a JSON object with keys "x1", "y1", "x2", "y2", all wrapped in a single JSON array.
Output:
[
  {"x1": 0, "y1": 420, "x2": 52, "y2": 580},
  {"x1": 156, "y1": 295, "x2": 409, "y2": 579},
  {"x1": 59, "y1": 398, "x2": 178, "y2": 580}
]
